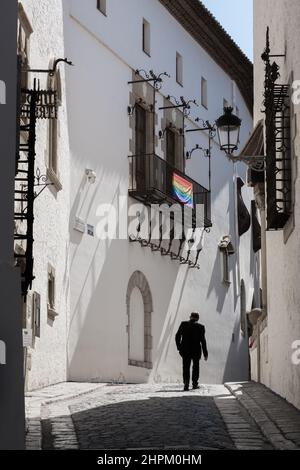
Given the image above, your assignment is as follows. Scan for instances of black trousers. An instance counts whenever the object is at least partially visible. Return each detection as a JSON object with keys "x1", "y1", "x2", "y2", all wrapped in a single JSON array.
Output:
[{"x1": 182, "y1": 354, "x2": 201, "y2": 386}]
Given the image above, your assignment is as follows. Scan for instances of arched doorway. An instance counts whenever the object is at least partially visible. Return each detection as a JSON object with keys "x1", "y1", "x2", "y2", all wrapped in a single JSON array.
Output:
[{"x1": 126, "y1": 271, "x2": 153, "y2": 369}]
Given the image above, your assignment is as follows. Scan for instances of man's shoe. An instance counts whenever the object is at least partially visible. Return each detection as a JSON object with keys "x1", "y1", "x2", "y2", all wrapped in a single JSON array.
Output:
[
  {"x1": 183, "y1": 385, "x2": 189, "y2": 391},
  {"x1": 192, "y1": 384, "x2": 200, "y2": 390}
]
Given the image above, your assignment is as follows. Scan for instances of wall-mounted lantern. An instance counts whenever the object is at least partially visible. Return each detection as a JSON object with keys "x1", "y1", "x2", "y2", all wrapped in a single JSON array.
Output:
[{"x1": 215, "y1": 107, "x2": 242, "y2": 156}]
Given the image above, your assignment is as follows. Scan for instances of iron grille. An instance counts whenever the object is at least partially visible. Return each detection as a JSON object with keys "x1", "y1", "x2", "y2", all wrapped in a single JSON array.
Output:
[
  {"x1": 262, "y1": 28, "x2": 292, "y2": 230},
  {"x1": 14, "y1": 81, "x2": 58, "y2": 298},
  {"x1": 128, "y1": 153, "x2": 212, "y2": 229}
]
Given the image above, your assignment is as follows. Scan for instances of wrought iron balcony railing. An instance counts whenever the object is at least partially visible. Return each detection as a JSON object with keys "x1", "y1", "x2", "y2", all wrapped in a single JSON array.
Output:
[{"x1": 128, "y1": 153, "x2": 212, "y2": 228}]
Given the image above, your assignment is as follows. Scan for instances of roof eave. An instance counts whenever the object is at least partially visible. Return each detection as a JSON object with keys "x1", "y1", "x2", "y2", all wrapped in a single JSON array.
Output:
[{"x1": 159, "y1": 0, "x2": 253, "y2": 114}]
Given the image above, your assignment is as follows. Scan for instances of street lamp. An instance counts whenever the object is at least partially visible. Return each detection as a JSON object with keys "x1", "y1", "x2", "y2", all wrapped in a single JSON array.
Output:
[
  {"x1": 216, "y1": 107, "x2": 242, "y2": 156},
  {"x1": 187, "y1": 107, "x2": 265, "y2": 172}
]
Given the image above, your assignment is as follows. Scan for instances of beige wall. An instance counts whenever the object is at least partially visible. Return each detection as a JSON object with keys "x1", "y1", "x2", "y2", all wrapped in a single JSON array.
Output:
[{"x1": 252, "y1": 0, "x2": 300, "y2": 409}]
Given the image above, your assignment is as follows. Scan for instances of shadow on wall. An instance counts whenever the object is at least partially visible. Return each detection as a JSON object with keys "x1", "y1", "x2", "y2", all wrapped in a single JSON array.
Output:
[
  {"x1": 222, "y1": 315, "x2": 249, "y2": 383},
  {"x1": 206, "y1": 249, "x2": 229, "y2": 314},
  {"x1": 67, "y1": 178, "x2": 124, "y2": 340},
  {"x1": 151, "y1": 265, "x2": 189, "y2": 381},
  {"x1": 206, "y1": 192, "x2": 239, "y2": 314}
]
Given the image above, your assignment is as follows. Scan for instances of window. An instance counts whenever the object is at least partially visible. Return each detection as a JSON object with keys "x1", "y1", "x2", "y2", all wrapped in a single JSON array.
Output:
[
  {"x1": 135, "y1": 104, "x2": 147, "y2": 190},
  {"x1": 165, "y1": 126, "x2": 184, "y2": 172},
  {"x1": 166, "y1": 128, "x2": 176, "y2": 167},
  {"x1": 176, "y1": 52, "x2": 183, "y2": 86},
  {"x1": 47, "y1": 265, "x2": 57, "y2": 320},
  {"x1": 48, "y1": 267, "x2": 55, "y2": 310},
  {"x1": 135, "y1": 104, "x2": 147, "y2": 155},
  {"x1": 142, "y1": 19, "x2": 151, "y2": 56},
  {"x1": 97, "y1": 0, "x2": 106, "y2": 15},
  {"x1": 49, "y1": 112, "x2": 58, "y2": 174},
  {"x1": 201, "y1": 77, "x2": 208, "y2": 109},
  {"x1": 48, "y1": 68, "x2": 62, "y2": 190},
  {"x1": 32, "y1": 292, "x2": 41, "y2": 338},
  {"x1": 17, "y1": 4, "x2": 33, "y2": 92},
  {"x1": 127, "y1": 271, "x2": 153, "y2": 369}
]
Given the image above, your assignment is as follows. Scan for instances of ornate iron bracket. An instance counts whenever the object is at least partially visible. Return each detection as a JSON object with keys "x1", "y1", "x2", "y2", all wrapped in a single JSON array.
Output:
[
  {"x1": 186, "y1": 144, "x2": 210, "y2": 160},
  {"x1": 19, "y1": 168, "x2": 54, "y2": 215},
  {"x1": 261, "y1": 27, "x2": 285, "y2": 62},
  {"x1": 185, "y1": 118, "x2": 215, "y2": 192},
  {"x1": 34, "y1": 168, "x2": 54, "y2": 198},
  {"x1": 127, "y1": 97, "x2": 154, "y2": 116},
  {"x1": 128, "y1": 69, "x2": 170, "y2": 91},
  {"x1": 128, "y1": 213, "x2": 201, "y2": 267},
  {"x1": 159, "y1": 95, "x2": 198, "y2": 117},
  {"x1": 25, "y1": 58, "x2": 74, "y2": 76},
  {"x1": 158, "y1": 122, "x2": 184, "y2": 140},
  {"x1": 186, "y1": 118, "x2": 216, "y2": 137}
]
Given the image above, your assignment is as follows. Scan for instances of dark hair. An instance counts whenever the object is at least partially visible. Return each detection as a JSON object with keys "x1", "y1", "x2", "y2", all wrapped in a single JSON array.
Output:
[{"x1": 190, "y1": 312, "x2": 199, "y2": 321}]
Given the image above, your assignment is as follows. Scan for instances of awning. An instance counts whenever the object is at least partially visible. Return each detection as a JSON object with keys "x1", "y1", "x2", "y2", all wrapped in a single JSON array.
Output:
[
  {"x1": 239, "y1": 120, "x2": 265, "y2": 186},
  {"x1": 239, "y1": 119, "x2": 264, "y2": 158}
]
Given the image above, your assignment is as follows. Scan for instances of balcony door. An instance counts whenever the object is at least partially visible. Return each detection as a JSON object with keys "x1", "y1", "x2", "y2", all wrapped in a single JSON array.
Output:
[
  {"x1": 135, "y1": 104, "x2": 147, "y2": 190},
  {"x1": 166, "y1": 128, "x2": 176, "y2": 168},
  {"x1": 166, "y1": 127, "x2": 184, "y2": 172},
  {"x1": 165, "y1": 128, "x2": 175, "y2": 197}
]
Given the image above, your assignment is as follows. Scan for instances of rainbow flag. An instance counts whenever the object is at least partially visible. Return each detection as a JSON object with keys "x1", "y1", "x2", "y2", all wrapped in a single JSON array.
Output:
[{"x1": 172, "y1": 173, "x2": 193, "y2": 208}]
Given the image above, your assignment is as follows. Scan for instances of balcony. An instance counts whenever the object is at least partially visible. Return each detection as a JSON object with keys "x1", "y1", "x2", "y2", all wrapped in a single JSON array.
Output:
[{"x1": 128, "y1": 153, "x2": 212, "y2": 228}]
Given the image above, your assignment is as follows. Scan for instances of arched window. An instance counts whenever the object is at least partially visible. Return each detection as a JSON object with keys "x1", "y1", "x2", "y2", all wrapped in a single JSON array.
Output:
[{"x1": 126, "y1": 271, "x2": 153, "y2": 369}]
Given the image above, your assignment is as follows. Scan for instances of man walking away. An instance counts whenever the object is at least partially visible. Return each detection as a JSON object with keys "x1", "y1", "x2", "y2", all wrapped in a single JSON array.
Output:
[{"x1": 175, "y1": 312, "x2": 208, "y2": 391}]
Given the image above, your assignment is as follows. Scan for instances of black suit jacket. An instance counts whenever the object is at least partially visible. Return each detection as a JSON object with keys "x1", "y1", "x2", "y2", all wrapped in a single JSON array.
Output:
[{"x1": 175, "y1": 321, "x2": 208, "y2": 358}]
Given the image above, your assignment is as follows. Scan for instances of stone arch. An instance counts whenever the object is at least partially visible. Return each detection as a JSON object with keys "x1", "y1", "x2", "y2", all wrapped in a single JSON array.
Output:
[{"x1": 126, "y1": 271, "x2": 153, "y2": 369}]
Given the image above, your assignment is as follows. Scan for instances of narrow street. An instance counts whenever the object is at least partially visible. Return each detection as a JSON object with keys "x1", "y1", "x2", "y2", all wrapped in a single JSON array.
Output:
[{"x1": 26, "y1": 382, "x2": 300, "y2": 451}]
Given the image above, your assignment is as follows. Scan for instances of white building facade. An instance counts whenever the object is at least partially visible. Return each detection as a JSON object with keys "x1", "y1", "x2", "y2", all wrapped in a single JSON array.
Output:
[
  {"x1": 63, "y1": 0, "x2": 257, "y2": 385},
  {"x1": 16, "y1": 0, "x2": 257, "y2": 390},
  {"x1": 16, "y1": 0, "x2": 71, "y2": 390},
  {"x1": 249, "y1": 0, "x2": 300, "y2": 410}
]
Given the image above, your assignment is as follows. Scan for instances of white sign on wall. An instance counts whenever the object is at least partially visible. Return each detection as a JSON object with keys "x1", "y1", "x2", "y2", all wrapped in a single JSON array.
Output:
[{"x1": 22, "y1": 329, "x2": 33, "y2": 348}]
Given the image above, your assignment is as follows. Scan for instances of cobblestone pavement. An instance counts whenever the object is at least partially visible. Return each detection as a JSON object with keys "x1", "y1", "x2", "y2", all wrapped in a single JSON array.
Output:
[
  {"x1": 25, "y1": 382, "x2": 106, "y2": 449},
  {"x1": 69, "y1": 384, "x2": 238, "y2": 450},
  {"x1": 226, "y1": 382, "x2": 300, "y2": 450},
  {"x1": 27, "y1": 381, "x2": 300, "y2": 450}
]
